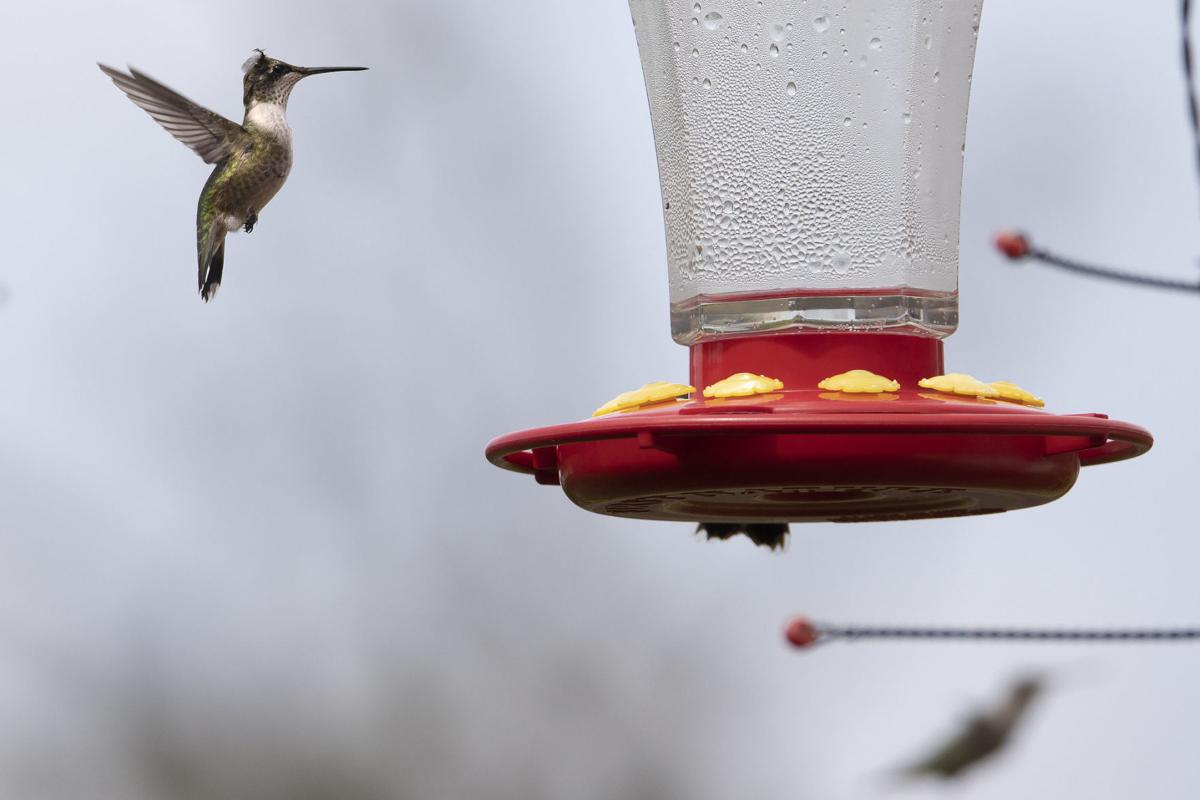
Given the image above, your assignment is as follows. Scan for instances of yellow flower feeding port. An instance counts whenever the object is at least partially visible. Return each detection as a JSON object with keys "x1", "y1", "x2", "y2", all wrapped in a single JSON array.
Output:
[
  {"x1": 818, "y1": 370, "x2": 901, "y2": 394},
  {"x1": 593, "y1": 382, "x2": 695, "y2": 417},
  {"x1": 703, "y1": 373, "x2": 785, "y2": 399}
]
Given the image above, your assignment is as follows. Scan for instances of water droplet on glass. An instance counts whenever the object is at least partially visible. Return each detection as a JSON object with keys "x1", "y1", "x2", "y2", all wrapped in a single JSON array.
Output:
[
  {"x1": 812, "y1": 15, "x2": 830, "y2": 32},
  {"x1": 740, "y1": 43, "x2": 749, "y2": 53},
  {"x1": 692, "y1": 47, "x2": 700, "y2": 57},
  {"x1": 842, "y1": 117, "x2": 852, "y2": 126},
  {"x1": 770, "y1": 22, "x2": 789, "y2": 41},
  {"x1": 693, "y1": 2, "x2": 701, "y2": 10},
  {"x1": 924, "y1": 34, "x2": 933, "y2": 49},
  {"x1": 902, "y1": 112, "x2": 911, "y2": 124},
  {"x1": 703, "y1": 77, "x2": 712, "y2": 89},
  {"x1": 703, "y1": 11, "x2": 724, "y2": 30},
  {"x1": 830, "y1": 251, "x2": 851, "y2": 274},
  {"x1": 786, "y1": 81, "x2": 797, "y2": 96},
  {"x1": 769, "y1": 44, "x2": 780, "y2": 57},
  {"x1": 932, "y1": 71, "x2": 940, "y2": 82},
  {"x1": 869, "y1": 37, "x2": 882, "y2": 50}
]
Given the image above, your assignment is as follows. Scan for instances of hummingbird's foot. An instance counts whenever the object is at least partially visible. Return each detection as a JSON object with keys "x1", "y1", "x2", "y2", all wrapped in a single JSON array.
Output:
[{"x1": 243, "y1": 212, "x2": 258, "y2": 233}]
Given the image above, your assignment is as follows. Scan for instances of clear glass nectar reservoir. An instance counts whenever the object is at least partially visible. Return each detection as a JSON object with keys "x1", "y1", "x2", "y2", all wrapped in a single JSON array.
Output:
[{"x1": 629, "y1": 0, "x2": 982, "y2": 343}]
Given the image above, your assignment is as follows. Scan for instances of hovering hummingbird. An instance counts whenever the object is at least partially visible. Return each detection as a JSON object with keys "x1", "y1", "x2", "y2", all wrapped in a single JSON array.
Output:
[
  {"x1": 897, "y1": 674, "x2": 1044, "y2": 781},
  {"x1": 695, "y1": 522, "x2": 789, "y2": 550},
  {"x1": 99, "y1": 51, "x2": 366, "y2": 301}
]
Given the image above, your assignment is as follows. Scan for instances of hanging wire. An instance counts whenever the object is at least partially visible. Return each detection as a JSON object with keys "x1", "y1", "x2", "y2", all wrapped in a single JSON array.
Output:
[
  {"x1": 994, "y1": 232, "x2": 1200, "y2": 293},
  {"x1": 785, "y1": 617, "x2": 1200, "y2": 649},
  {"x1": 994, "y1": 1, "x2": 1200, "y2": 294},
  {"x1": 1184, "y1": 0, "x2": 1200, "y2": 194}
]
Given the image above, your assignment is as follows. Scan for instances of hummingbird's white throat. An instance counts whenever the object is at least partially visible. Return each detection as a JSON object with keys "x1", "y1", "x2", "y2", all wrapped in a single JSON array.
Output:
[{"x1": 246, "y1": 102, "x2": 292, "y2": 141}]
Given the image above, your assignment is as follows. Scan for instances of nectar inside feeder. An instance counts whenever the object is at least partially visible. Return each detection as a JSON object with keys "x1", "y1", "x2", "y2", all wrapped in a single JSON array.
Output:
[{"x1": 486, "y1": 0, "x2": 1151, "y2": 524}]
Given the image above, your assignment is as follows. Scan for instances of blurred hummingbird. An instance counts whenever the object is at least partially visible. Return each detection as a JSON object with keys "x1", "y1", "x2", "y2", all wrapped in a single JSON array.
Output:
[
  {"x1": 696, "y1": 522, "x2": 789, "y2": 550},
  {"x1": 99, "y1": 51, "x2": 366, "y2": 301},
  {"x1": 898, "y1": 674, "x2": 1044, "y2": 781}
]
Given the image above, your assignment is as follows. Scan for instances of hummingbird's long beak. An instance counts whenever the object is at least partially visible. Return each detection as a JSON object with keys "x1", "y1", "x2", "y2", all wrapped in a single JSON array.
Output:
[{"x1": 297, "y1": 66, "x2": 368, "y2": 76}]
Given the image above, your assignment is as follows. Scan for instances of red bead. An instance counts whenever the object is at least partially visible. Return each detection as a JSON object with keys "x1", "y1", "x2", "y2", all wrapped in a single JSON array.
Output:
[
  {"x1": 786, "y1": 616, "x2": 819, "y2": 648},
  {"x1": 994, "y1": 231, "x2": 1030, "y2": 260}
]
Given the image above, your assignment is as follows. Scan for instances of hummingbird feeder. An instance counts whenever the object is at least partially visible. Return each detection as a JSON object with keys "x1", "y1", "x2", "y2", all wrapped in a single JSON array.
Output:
[{"x1": 486, "y1": 0, "x2": 1151, "y2": 525}]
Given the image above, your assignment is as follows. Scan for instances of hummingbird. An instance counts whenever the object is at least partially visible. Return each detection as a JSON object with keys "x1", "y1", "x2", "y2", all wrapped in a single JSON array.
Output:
[
  {"x1": 695, "y1": 522, "x2": 789, "y2": 550},
  {"x1": 99, "y1": 51, "x2": 367, "y2": 301},
  {"x1": 897, "y1": 674, "x2": 1044, "y2": 781}
]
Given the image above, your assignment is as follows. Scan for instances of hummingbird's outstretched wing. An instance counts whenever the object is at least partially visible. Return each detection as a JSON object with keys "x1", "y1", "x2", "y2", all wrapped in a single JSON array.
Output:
[{"x1": 98, "y1": 65, "x2": 247, "y2": 164}]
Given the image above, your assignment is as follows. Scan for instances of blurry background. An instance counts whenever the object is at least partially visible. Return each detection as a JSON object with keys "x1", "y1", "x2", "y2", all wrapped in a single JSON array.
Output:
[{"x1": 0, "y1": 1, "x2": 1197, "y2": 798}]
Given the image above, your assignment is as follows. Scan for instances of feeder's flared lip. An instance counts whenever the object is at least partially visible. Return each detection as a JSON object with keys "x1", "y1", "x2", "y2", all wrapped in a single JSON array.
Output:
[
  {"x1": 486, "y1": 332, "x2": 1151, "y2": 523},
  {"x1": 484, "y1": 392, "x2": 1151, "y2": 523},
  {"x1": 487, "y1": 391, "x2": 1150, "y2": 475}
]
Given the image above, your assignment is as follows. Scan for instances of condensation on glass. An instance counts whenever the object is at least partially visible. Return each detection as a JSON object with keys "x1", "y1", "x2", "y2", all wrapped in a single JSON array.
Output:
[{"x1": 629, "y1": 0, "x2": 982, "y2": 344}]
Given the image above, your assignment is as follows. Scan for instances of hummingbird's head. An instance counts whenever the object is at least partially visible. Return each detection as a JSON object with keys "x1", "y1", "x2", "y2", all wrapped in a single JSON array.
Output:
[
  {"x1": 241, "y1": 50, "x2": 367, "y2": 107},
  {"x1": 1009, "y1": 675, "x2": 1044, "y2": 709}
]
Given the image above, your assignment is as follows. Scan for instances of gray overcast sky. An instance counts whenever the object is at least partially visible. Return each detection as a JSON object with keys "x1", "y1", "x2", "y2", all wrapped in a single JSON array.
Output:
[{"x1": 0, "y1": 1, "x2": 1197, "y2": 798}]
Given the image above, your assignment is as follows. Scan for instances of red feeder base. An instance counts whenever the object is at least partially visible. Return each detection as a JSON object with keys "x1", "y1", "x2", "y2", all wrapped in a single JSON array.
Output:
[{"x1": 485, "y1": 334, "x2": 1151, "y2": 523}]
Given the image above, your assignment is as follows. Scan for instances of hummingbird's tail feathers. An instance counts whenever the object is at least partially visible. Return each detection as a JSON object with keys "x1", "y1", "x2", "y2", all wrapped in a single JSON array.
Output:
[
  {"x1": 200, "y1": 241, "x2": 225, "y2": 303},
  {"x1": 197, "y1": 222, "x2": 226, "y2": 303},
  {"x1": 98, "y1": 63, "x2": 247, "y2": 165}
]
